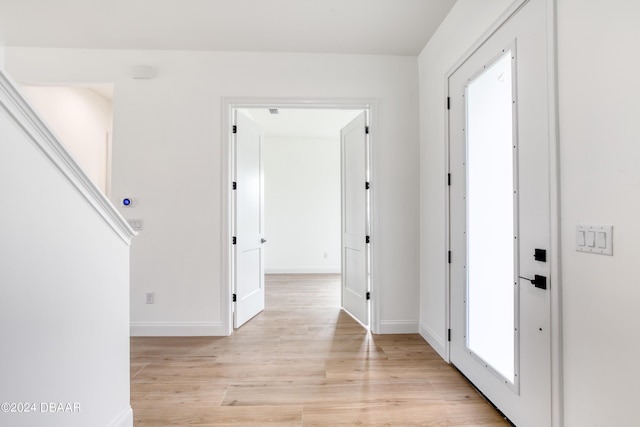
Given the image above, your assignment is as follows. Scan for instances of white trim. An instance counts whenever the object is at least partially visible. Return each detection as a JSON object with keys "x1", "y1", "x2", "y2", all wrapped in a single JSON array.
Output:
[
  {"x1": 265, "y1": 268, "x2": 341, "y2": 274},
  {"x1": 0, "y1": 68, "x2": 135, "y2": 245},
  {"x1": 444, "y1": 58, "x2": 452, "y2": 365},
  {"x1": 444, "y1": 0, "x2": 562, "y2": 425},
  {"x1": 546, "y1": 1, "x2": 563, "y2": 425},
  {"x1": 130, "y1": 322, "x2": 227, "y2": 337},
  {"x1": 222, "y1": 97, "x2": 379, "y2": 335},
  {"x1": 378, "y1": 320, "x2": 419, "y2": 334},
  {"x1": 108, "y1": 406, "x2": 133, "y2": 427},
  {"x1": 106, "y1": 130, "x2": 113, "y2": 199},
  {"x1": 445, "y1": 0, "x2": 530, "y2": 78},
  {"x1": 419, "y1": 321, "x2": 447, "y2": 360}
]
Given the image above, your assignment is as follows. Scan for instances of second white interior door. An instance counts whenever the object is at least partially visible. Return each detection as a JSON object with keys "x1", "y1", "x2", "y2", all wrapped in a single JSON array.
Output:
[
  {"x1": 341, "y1": 112, "x2": 369, "y2": 326},
  {"x1": 234, "y1": 112, "x2": 265, "y2": 328}
]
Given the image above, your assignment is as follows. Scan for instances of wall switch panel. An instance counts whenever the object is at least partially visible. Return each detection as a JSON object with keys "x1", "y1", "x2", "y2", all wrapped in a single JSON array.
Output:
[
  {"x1": 127, "y1": 219, "x2": 144, "y2": 231},
  {"x1": 576, "y1": 224, "x2": 612, "y2": 255}
]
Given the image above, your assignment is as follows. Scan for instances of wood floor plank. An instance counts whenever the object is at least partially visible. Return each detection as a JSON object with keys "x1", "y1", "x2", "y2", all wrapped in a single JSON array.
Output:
[
  {"x1": 133, "y1": 405, "x2": 303, "y2": 426},
  {"x1": 131, "y1": 381, "x2": 230, "y2": 406},
  {"x1": 130, "y1": 274, "x2": 507, "y2": 426},
  {"x1": 221, "y1": 379, "x2": 442, "y2": 406},
  {"x1": 302, "y1": 401, "x2": 506, "y2": 427}
]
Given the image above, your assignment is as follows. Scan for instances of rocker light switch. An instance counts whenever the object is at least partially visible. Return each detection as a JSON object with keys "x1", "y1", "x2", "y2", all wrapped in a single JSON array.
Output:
[{"x1": 576, "y1": 225, "x2": 613, "y2": 256}]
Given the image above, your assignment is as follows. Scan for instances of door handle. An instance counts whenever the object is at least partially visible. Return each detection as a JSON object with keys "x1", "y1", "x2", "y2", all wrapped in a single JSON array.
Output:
[
  {"x1": 261, "y1": 238, "x2": 267, "y2": 244},
  {"x1": 519, "y1": 275, "x2": 547, "y2": 290}
]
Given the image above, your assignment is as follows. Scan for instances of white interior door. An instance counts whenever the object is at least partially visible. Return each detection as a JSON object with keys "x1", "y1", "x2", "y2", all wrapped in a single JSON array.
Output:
[
  {"x1": 234, "y1": 112, "x2": 265, "y2": 328},
  {"x1": 448, "y1": 1, "x2": 552, "y2": 426},
  {"x1": 341, "y1": 112, "x2": 369, "y2": 326}
]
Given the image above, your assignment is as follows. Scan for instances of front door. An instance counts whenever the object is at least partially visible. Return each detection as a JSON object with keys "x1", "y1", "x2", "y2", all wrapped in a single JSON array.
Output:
[
  {"x1": 448, "y1": 1, "x2": 553, "y2": 425},
  {"x1": 233, "y1": 112, "x2": 265, "y2": 328}
]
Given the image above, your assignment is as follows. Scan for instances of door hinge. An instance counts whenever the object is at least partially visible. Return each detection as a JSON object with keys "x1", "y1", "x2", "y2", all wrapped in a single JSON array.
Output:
[
  {"x1": 232, "y1": 293, "x2": 237, "y2": 302},
  {"x1": 448, "y1": 328, "x2": 451, "y2": 342},
  {"x1": 447, "y1": 97, "x2": 450, "y2": 110},
  {"x1": 365, "y1": 125, "x2": 370, "y2": 134},
  {"x1": 232, "y1": 181, "x2": 237, "y2": 190},
  {"x1": 232, "y1": 125, "x2": 237, "y2": 134},
  {"x1": 365, "y1": 182, "x2": 370, "y2": 190},
  {"x1": 447, "y1": 173, "x2": 451, "y2": 186},
  {"x1": 366, "y1": 291, "x2": 371, "y2": 300},
  {"x1": 366, "y1": 235, "x2": 370, "y2": 244},
  {"x1": 232, "y1": 236, "x2": 237, "y2": 245},
  {"x1": 448, "y1": 251, "x2": 452, "y2": 263}
]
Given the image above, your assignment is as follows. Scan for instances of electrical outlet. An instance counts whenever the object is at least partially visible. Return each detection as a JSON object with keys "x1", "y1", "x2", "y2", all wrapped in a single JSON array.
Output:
[{"x1": 145, "y1": 292, "x2": 155, "y2": 304}]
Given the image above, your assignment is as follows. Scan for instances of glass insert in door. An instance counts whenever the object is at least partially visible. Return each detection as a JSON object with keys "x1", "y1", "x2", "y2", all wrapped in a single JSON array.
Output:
[{"x1": 465, "y1": 50, "x2": 518, "y2": 384}]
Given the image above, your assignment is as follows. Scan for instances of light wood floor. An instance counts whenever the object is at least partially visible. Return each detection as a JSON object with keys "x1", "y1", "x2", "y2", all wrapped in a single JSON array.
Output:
[{"x1": 130, "y1": 274, "x2": 508, "y2": 426}]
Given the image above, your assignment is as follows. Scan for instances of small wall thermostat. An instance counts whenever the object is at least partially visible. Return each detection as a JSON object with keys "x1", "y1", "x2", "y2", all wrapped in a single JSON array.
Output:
[{"x1": 121, "y1": 197, "x2": 134, "y2": 208}]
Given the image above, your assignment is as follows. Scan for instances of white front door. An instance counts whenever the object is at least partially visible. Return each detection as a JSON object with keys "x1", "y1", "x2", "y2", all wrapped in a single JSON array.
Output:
[
  {"x1": 448, "y1": 1, "x2": 553, "y2": 426},
  {"x1": 341, "y1": 112, "x2": 369, "y2": 326},
  {"x1": 234, "y1": 112, "x2": 265, "y2": 328}
]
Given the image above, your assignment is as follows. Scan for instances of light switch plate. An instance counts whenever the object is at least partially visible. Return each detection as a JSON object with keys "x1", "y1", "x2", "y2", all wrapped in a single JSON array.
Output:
[
  {"x1": 576, "y1": 224, "x2": 612, "y2": 256},
  {"x1": 127, "y1": 219, "x2": 144, "y2": 231}
]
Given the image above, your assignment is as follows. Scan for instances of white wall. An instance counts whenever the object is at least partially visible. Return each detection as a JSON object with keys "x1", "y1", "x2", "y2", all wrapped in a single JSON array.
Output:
[
  {"x1": 0, "y1": 72, "x2": 132, "y2": 426},
  {"x1": 557, "y1": 0, "x2": 640, "y2": 425},
  {"x1": 20, "y1": 86, "x2": 113, "y2": 195},
  {"x1": 264, "y1": 135, "x2": 341, "y2": 274},
  {"x1": 419, "y1": 0, "x2": 640, "y2": 425},
  {"x1": 5, "y1": 48, "x2": 421, "y2": 335},
  {"x1": 417, "y1": 0, "x2": 514, "y2": 357}
]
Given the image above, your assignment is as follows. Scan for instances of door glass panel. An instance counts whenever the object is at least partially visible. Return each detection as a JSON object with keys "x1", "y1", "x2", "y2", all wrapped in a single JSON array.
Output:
[{"x1": 466, "y1": 51, "x2": 516, "y2": 384}]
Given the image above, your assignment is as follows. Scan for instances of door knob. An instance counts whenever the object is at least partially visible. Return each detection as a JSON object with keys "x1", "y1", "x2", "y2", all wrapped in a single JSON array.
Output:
[{"x1": 261, "y1": 238, "x2": 267, "y2": 244}]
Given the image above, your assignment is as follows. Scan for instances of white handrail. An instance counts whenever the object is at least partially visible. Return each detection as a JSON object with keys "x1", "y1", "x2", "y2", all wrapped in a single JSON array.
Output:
[{"x1": 0, "y1": 67, "x2": 135, "y2": 245}]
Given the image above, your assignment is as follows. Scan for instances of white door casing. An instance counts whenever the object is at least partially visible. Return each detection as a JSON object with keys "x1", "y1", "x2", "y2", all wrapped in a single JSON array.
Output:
[
  {"x1": 233, "y1": 112, "x2": 265, "y2": 328},
  {"x1": 448, "y1": 1, "x2": 554, "y2": 426},
  {"x1": 222, "y1": 99, "x2": 379, "y2": 336},
  {"x1": 341, "y1": 112, "x2": 369, "y2": 326}
]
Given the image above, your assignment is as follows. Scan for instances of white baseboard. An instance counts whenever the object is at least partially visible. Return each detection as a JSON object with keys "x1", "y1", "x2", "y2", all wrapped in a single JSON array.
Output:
[
  {"x1": 419, "y1": 321, "x2": 447, "y2": 361},
  {"x1": 265, "y1": 267, "x2": 341, "y2": 274},
  {"x1": 109, "y1": 406, "x2": 133, "y2": 427},
  {"x1": 377, "y1": 320, "x2": 419, "y2": 334},
  {"x1": 130, "y1": 322, "x2": 227, "y2": 337}
]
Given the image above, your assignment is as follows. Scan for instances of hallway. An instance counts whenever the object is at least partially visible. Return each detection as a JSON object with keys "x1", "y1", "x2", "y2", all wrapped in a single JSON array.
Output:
[{"x1": 130, "y1": 274, "x2": 507, "y2": 426}]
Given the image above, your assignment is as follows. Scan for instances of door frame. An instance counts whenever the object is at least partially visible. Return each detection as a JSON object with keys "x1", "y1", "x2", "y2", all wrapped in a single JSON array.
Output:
[
  {"x1": 443, "y1": 1, "x2": 562, "y2": 425},
  {"x1": 221, "y1": 97, "x2": 379, "y2": 335}
]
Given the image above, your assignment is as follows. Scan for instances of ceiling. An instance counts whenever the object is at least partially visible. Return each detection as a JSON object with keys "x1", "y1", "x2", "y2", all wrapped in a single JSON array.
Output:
[
  {"x1": 0, "y1": 0, "x2": 456, "y2": 56},
  {"x1": 239, "y1": 108, "x2": 362, "y2": 138}
]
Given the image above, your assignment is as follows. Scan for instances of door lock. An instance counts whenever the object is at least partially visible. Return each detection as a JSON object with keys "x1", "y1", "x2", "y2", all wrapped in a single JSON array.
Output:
[
  {"x1": 534, "y1": 249, "x2": 547, "y2": 262},
  {"x1": 519, "y1": 274, "x2": 547, "y2": 290}
]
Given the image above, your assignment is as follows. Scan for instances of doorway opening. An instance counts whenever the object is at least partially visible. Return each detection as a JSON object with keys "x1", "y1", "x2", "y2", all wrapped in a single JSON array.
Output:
[
  {"x1": 222, "y1": 99, "x2": 377, "y2": 335},
  {"x1": 18, "y1": 84, "x2": 114, "y2": 198}
]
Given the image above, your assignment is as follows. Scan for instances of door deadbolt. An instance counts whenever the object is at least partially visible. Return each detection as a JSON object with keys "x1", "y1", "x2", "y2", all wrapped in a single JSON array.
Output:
[{"x1": 534, "y1": 249, "x2": 547, "y2": 262}]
